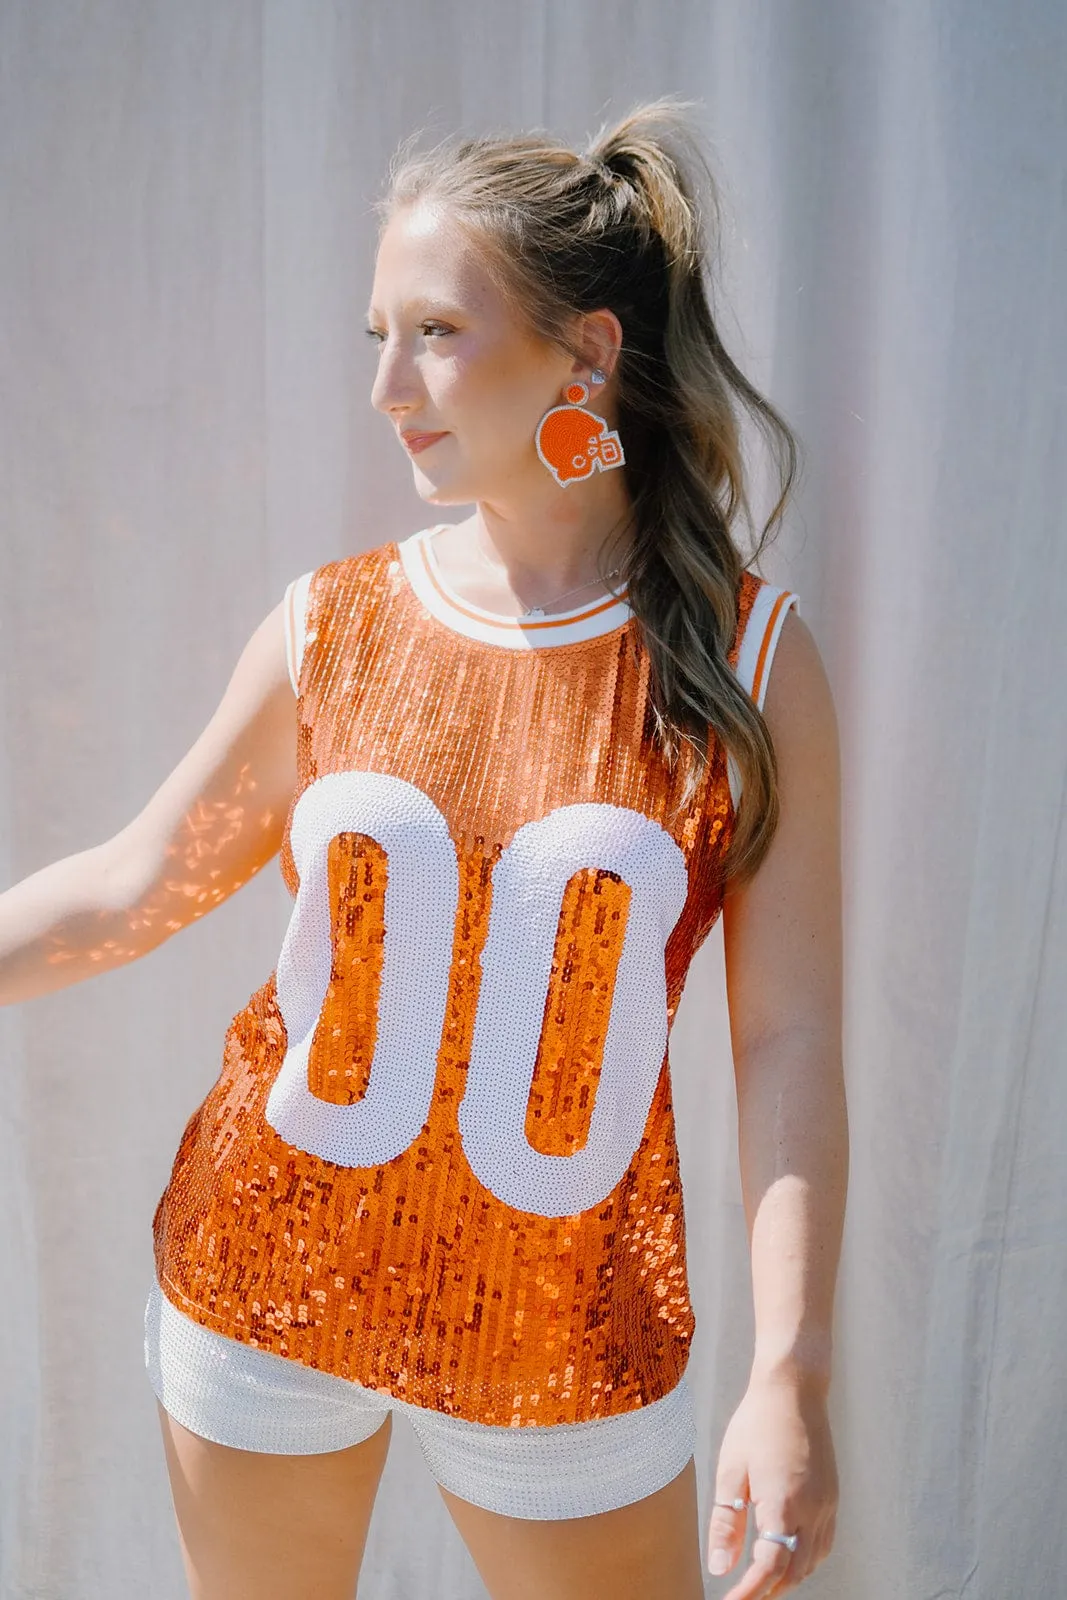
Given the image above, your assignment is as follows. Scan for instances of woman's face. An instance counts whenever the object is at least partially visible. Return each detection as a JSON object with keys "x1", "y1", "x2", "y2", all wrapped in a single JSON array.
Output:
[{"x1": 366, "y1": 202, "x2": 581, "y2": 506}]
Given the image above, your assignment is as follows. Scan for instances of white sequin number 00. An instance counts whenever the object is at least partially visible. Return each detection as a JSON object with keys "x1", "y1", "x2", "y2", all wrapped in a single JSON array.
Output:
[{"x1": 265, "y1": 771, "x2": 688, "y2": 1218}]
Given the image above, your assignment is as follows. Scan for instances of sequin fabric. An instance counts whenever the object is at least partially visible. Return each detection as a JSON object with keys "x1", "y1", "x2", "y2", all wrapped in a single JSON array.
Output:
[
  {"x1": 143, "y1": 1274, "x2": 699, "y2": 1516},
  {"x1": 152, "y1": 536, "x2": 770, "y2": 1427}
]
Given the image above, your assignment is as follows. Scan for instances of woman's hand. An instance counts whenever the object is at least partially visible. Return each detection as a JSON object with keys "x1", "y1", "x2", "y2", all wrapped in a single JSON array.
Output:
[{"x1": 705, "y1": 1370, "x2": 839, "y2": 1596}]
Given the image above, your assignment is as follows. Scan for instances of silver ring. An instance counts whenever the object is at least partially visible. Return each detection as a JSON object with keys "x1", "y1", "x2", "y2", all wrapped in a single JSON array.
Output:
[
  {"x1": 756, "y1": 1529, "x2": 799, "y2": 1553},
  {"x1": 713, "y1": 1498, "x2": 749, "y2": 1511}
]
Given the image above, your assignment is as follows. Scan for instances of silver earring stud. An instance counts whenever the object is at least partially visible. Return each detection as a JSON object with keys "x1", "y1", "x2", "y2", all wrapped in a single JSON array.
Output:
[{"x1": 590, "y1": 367, "x2": 607, "y2": 384}]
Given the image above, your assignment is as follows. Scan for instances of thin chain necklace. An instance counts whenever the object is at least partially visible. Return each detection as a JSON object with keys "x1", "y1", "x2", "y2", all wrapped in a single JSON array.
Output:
[{"x1": 470, "y1": 528, "x2": 623, "y2": 618}]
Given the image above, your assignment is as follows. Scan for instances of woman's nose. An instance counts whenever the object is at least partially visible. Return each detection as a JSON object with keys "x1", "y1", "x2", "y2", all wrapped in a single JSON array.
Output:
[{"x1": 370, "y1": 343, "x2": 422, "y2": 414}]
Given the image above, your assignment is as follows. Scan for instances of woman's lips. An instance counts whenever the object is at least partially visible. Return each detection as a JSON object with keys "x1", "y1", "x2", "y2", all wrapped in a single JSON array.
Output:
[{"x1": 403, "y1": 432, "x2": 449, "y2": 454}]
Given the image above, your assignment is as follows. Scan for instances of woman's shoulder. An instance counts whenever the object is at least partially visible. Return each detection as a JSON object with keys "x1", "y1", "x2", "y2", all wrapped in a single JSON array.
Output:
[
  {"x1": 281, "y1": 536, "x2": 408, "y2": 694},
  {"x1": 289, "y1": 534, "x2": 412, "y2": 615},
  {"x1": 301, "y1": 535, "x2": 400, "y2": 589},
  {"x1": 732, "y1": 566, "x2": 834, "y2": 741},
  {"x1": 759, "y1": 604, "x2": 836, "y2": 744},
  {"x1": 731, "y1": 568, "x2": 802, "y2": 711}
]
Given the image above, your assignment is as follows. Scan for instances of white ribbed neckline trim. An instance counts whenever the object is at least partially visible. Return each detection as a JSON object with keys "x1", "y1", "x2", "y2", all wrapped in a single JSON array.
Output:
[{"x1": 396, "y1": 525, "x2": 634, "y2": 650}]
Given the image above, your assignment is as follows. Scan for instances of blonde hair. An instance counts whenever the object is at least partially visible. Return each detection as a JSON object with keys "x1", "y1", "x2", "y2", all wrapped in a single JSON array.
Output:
[{"x1": 373, "y1": 96, "x2": 802, "y2": 887}]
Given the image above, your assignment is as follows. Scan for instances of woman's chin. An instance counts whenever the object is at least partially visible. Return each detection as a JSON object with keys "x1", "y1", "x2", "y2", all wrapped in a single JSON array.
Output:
[
  {"x1": 414, "y1": 476, "x2": 474, "y2": 506},
  {"x1": 417, "y1": 495, "x2": 460, "y2": 512}
]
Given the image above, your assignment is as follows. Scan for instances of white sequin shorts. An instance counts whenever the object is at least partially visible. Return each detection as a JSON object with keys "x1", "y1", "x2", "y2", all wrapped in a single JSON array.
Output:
[{"x1": 143, "y1": 1274, "x2": 697, "y2": 1521}]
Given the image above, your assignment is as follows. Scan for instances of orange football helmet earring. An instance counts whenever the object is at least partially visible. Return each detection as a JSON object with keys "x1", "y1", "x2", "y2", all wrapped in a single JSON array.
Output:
[{"x1": 534, "y1": 367, "x2": 625, "y2": 488}]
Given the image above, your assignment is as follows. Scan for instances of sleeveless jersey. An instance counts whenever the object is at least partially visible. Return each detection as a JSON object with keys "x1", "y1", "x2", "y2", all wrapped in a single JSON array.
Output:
[{"x1": 151, "y1": 523, "x2": 798, "y2": 1427}]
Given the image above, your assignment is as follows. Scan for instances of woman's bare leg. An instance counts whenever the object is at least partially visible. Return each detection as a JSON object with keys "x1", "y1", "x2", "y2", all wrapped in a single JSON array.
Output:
[
  {"x1": 437, "y1": 1454, "x2": 705, "y2": 1600},
  {"x1": 156, "y1": 1400, "x2": 392, "y2": 1600}
]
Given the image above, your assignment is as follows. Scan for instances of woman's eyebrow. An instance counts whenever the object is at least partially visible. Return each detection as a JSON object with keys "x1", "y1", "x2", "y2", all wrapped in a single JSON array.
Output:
[{"x1": 364, "y1": 299, "x2": 465, "y2": 323}]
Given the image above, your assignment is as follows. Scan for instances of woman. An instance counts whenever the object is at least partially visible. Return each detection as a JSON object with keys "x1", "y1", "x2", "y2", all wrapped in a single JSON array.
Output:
[{"x1": 0, "y1": 97, "x2": 846, "y2": 1599}]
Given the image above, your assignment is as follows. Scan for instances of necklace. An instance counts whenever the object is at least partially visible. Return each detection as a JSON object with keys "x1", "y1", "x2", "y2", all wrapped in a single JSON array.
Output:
[{"x1": 470, "y1": 528, "x2": 623, "y2": 618}]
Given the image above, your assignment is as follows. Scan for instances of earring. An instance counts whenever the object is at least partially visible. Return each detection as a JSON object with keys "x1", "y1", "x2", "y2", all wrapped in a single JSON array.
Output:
[{"x1": 534, "y1": 371, "x2": 624, "y2": 488}]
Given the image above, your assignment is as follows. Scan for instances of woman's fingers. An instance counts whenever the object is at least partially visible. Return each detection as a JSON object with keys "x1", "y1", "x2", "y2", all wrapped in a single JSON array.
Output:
[
  {"x1": 718, "y1": 1528, "x2": 796, "y2": 1600},
  {"x1": 706, "y1": 1477, "x2": 749, "y2": 1576}
]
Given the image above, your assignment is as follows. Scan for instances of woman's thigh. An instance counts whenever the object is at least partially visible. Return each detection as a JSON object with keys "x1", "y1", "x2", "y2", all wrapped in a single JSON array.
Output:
[
  {"x1": 437, "y1": 1455, "x2": 705, "y2": 1600},
  {"x1": 156, "y1": 1400, "x2": 392, "y2": 1600}
]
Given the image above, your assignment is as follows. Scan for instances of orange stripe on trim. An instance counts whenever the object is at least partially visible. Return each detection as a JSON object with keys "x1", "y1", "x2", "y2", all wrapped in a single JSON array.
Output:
[
  {"x1": 751, "y1": 592, "x2": 793, "y2": 706},
  {"x1": 418, "y1": 537, "x2": 629, "y2": 631}
]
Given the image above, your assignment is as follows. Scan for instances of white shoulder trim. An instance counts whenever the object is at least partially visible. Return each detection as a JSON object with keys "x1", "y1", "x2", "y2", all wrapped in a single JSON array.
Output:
[
  {"x1": 283, "y1": 570, "x2": 315, "y2": 695},
  {"x1": 728, "y1": 584, "x2": 800, "y2": 809}
]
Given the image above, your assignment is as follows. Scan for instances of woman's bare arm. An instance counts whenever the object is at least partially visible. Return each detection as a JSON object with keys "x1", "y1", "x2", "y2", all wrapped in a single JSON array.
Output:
[
  {"x1": 0, "y1": 597, "x2": 298, "y2": 1006},
  {"x1": 703, "y1": 609, "x2": 847, "y2": 1589},
  {"x1": 722, "y1": 609, "x2": 848, "y2": 1392}
]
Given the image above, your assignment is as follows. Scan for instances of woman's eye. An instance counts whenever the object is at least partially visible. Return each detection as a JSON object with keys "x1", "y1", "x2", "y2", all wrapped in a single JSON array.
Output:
[{"x1": 364, "y1": 323, "x2": 451, "y2": 346}]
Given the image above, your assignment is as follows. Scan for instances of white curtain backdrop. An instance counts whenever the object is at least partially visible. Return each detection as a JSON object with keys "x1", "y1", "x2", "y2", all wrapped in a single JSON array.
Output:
[{"x1": 2, "y1": 4, "x2": 1065, "y2": 1596}]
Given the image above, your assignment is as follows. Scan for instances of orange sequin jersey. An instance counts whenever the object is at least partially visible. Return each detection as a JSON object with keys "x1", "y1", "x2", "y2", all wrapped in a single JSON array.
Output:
[{"x1": 152, "y1": 525, "x2": 798, "y2": 1426}]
